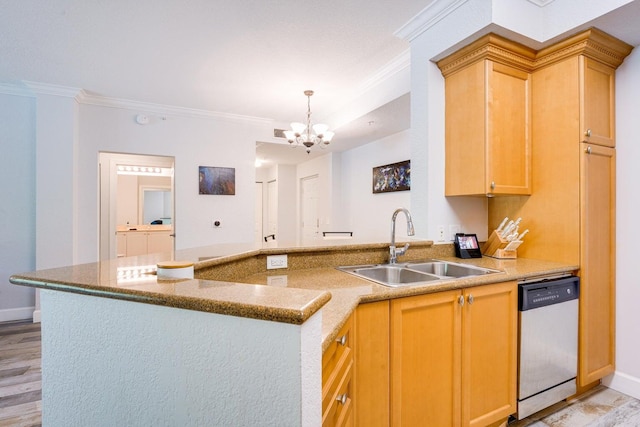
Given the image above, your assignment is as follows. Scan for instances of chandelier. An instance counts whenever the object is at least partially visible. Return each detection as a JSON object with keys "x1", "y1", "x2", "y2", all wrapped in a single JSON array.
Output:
[{"x1": 284, "y1": 90, "x2": 334, "y2": 153}]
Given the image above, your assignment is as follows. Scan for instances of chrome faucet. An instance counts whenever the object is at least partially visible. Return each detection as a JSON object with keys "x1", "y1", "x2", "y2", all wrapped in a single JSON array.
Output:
[{"x1": 389, "y1": 208, "x2": 415, "y2": 264}]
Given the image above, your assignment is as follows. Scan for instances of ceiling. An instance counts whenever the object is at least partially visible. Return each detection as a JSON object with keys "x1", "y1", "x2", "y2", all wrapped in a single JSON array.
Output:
[{"x1": 2, "y1": 1, "x2": 640, "y2": 165}]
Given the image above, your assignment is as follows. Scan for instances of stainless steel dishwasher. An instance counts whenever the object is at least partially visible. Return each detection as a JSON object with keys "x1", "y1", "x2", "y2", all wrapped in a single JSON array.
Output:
[{"x1": 517, "y1": 275, "x2": 580, "y2": 419}]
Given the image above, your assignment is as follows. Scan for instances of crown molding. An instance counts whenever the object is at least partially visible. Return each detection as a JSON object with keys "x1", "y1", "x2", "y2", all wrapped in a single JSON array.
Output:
[
  {"x1": 80, "y1": 92, "x2": 272, "y2": 125},
  {"x1": 356, "y1": 49, "x2": 410, "y2": 95},
  {"x1": 526, "y1": 0, "x2": 556, "y2": 6},
  {"x1": 394, "y1": 0, "x2": 470, "y2": 42},
  {"x1": 22, "y1": 81, "x2": 86, "y2": 101},
  {"x1": 0, "y1": 82, "x2": 34, "y2": 97},
  {"x1": 1, "y1": 81, "x2": 272, "y2": 125}
]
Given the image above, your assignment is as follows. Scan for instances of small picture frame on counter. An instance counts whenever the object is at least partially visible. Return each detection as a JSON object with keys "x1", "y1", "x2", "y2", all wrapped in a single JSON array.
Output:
[{"x1": 454, "y1": 233, "x2": 482, "y2": 258}]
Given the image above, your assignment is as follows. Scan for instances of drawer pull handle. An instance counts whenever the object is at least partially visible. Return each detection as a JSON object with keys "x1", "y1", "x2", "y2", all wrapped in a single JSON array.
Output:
[
  {"x1": 336, "y1": 334, "x2": 347, "y2": 346},
  {"x1": 586, "y1": 146, "x2": 592, "y2": 154},
  {"x1": 458, "y1": 295, "x2": 465, "y2": 306},
  {"x1": 585, "y1": 129, "x2": 592, "y2": 137},
  {"x1": 336, "y1": 393, "x2": 348, "y2": 405},
  {"x1": 468, "y1": 294, "x2": 474, "y2": 305}
]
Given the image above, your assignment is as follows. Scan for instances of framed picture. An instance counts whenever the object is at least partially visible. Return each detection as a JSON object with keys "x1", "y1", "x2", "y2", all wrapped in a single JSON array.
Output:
[
  {"x1": 199, "y1": 166, "x2": 235, "y2": 195},
  {"x1": 372, "y1": 160, "x2": 411, "y2": 193}
]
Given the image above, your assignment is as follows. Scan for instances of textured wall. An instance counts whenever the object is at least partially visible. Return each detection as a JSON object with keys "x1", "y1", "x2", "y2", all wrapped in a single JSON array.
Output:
[{"x1": 41, "y1": 290, "x2": 322, "y2": 426}]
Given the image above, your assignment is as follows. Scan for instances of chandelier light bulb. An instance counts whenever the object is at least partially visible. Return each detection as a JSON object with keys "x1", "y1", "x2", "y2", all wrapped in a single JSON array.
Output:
[{"x1": 291, "y1": 122, "x2": 306, "y2": 136}]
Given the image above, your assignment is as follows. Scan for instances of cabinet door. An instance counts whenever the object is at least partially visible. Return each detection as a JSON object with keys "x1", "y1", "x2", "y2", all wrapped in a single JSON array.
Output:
[
  {"x1": 445, "y1": 60, "x2": 486, "y2": 196},
  {"x1": 487, "y1": 62, "x2": 532, "y2": 195},
  {"x1": 355, "y1": 301, "x2": 389, "y2": 427},
  {"x1": 116, "y1": 233, "x2": 127, "y2": 257},
  {"x1": 580, "y1": 57, "x2": 616, "y2": 147},
  {"x1": 147, "y1": 231, "x2": 174, "y2": 254},
  {"x1": 125, "y1": 232, "x2": 147, "y2": 256},
  {"x1": 390, "y1": 290, "x2": 462, "y2": 426},
  {"x1": 462, "y1": 281, "x2": 517, "y2": 427},
  {"x1": 579, "y1": 143, "x2": 616, "y2": 385}
]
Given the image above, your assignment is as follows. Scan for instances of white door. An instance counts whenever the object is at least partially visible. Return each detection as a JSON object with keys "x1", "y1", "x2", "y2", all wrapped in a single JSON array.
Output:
[
  {"x1": 255, "y1": 182, "x2": 263, "y2": 246},
  {"x1": 266, "y1": 180, "x2": 278, "y2": 245},
  {"x1": 301, "y1": 175, "x2": 320, "y2": 243}
]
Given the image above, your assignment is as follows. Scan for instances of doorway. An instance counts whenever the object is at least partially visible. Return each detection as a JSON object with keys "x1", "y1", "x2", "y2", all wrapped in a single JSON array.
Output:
[
  {"x1": 300, "y1": 174, "x2": 320, "y2": 243},
  {"x1": 99, "y1": 152, "x2": 175, "y2": 260}
]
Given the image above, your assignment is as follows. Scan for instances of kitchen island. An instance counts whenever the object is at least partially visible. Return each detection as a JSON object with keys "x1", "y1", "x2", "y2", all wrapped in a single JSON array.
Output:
[{"x1": 10, "y1": 239, "x2": 577, "y2": 426}]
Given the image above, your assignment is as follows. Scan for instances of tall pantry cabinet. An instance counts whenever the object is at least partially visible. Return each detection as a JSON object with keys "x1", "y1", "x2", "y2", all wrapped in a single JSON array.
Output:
[{"x1": 488, "y1": 29, "x2": 632, "y2": 388}]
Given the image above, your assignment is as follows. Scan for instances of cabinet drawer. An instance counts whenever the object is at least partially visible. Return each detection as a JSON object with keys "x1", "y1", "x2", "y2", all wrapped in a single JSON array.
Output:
[
  {"x1": 322, "y1": 316, "x2": 354, "y2": 417},
  {"x1": 322, "y1": 357, "x2": 353, "y2": 427}
]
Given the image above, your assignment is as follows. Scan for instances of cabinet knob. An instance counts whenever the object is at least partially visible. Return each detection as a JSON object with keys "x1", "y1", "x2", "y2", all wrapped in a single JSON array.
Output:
[
  {"x1": 585, "y1": 146, "x2": 592, "y2": 154},
  {"x1": 490, "y1": 181, "x2": 496, "y2": 190},
  {"x1": 468, "y1": 294, "x2": 474, "y2": 305},
  {"x1": 585, "y1": 129, "x2": 592, "y2": 137},
  {"x1": 336, "y1": 334, "x2": 347, "y2": 346},
  {"x1": 458, "y1": 295, "x2": 465, "y2": 306},
  {"x1": 336, "y1": 393, "x2": 348, "y2": 405}
]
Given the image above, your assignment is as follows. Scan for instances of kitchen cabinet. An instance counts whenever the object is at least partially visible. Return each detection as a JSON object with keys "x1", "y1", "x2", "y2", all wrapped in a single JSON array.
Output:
[
  {"x1": 354, "y1": 301, "x2": 389, "y2": 426},
  {"x1": 579, "y1": 143, "x2": 616, "y2": 385},
  {"x1": 117, "y1": 230, "x2": 173, "y2": 257},
  {"x1": 581, "y1": 57, "x2": 616, "y2": 147},
  {"x1": 323, "y1": 313, "x2": 354, "y2": 427},
  {"x1": 488, "y1": 29, "x2": 631, "y2": 389},
  {"x1": 390, "y1": 281, "x2": 517, "y2": 426},
  {"x1": 437, "y1": 35, "x2": 534, "y2": 197}
]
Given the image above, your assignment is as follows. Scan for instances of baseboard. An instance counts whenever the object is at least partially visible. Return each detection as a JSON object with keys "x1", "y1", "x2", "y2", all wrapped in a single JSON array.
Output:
[
  {"x1": 0, "y1": 306, "x2": 35, "y2": 323},
  {"x1": 603, "y1": 371, "x2": 640, "y2": 400}
]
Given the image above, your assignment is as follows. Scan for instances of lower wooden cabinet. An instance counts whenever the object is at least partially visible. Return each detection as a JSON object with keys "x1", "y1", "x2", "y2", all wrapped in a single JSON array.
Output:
[
  {"x1": 354, "y1": 301, "x2": 390, "y2": 426},
  {"x1": 391, "y1": 282, "x2": 517, "y2": 426},
  {"x1": 117, "y1": 230, "x2": 173, "y2": 257},
  {"x1": 354, "y1": 281, "x2": 517, "y2": 427},
  {"x1": 323, "y1": 314, "x2": 354, "y2": 427}
]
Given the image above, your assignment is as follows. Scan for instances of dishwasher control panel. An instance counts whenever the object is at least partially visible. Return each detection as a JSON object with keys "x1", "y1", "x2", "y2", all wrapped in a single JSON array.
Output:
[{"x1": 519, "y1": 275, "x2": 579, "y2": 311}]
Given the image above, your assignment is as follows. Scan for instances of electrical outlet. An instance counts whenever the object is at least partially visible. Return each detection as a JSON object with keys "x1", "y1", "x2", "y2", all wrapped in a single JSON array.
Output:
[
  {"x1": 267, "y1": 275, "x2": 288, "y2": 287},
  {"x1": 267, "y1": 254, "x2": 288, "y2": 270},
  {"x1": 449, "y1": 225, "x2": 461, "y2": 241},
  {"x1": 437, "y1": 225, "x2": 445, "y2": 242}
]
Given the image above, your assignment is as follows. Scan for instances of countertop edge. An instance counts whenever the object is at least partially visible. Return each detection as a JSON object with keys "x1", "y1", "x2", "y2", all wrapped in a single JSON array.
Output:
[{"x1": 10, "y1": 275, "x2": 333, "y2": 325}]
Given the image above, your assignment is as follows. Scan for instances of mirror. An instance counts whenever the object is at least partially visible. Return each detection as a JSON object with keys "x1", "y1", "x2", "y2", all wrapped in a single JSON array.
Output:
[{"x1": 141, "y1": 187, "x2": 172, "y2": 224}]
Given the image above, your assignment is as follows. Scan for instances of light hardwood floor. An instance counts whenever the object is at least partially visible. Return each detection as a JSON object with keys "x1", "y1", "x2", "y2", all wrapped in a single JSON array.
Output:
[
  {"x1": 0, "y1": 321, "x2": 41, "y2": 427},
  {"x1": 0, "y1": 320, "x2": 638, "y2": 427}
]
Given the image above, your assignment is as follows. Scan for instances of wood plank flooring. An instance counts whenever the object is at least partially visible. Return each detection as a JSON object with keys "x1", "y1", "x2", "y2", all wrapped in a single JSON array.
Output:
[
  {"x1": 0, "y1": 320, "x2": 638, "y2": 427},
  {"x1": 0, "y1": 321, "x2": 41, "y2": 427}
]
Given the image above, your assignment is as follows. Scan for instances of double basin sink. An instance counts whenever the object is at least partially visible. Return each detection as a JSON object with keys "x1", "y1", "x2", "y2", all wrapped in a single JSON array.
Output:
[{"x1": 337, "y1": 259, "x2": 502, "y2": 288}]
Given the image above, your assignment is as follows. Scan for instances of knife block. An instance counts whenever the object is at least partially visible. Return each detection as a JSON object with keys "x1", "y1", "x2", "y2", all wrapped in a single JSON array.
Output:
[{"x1": 482, "y1": 230, "x2": 522, "y2": 259}]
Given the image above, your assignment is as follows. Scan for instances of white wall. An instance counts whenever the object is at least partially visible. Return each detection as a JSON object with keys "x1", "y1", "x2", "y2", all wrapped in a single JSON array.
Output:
[
  {"x1": 339, "y1": 130, "x2": 412, "y2": 241},
  {"x1": 40, "y1": 289, "x2": 322, "y2": 426},
  {"x1": 78, "y1": 102, "x2": 267, "y2": 256},
  {"x1": 0, "y1": 93, "x2": 36, "y2": 321},
  {"x1": 604, "y1": 46, "x2": 640, "y2": 399}
]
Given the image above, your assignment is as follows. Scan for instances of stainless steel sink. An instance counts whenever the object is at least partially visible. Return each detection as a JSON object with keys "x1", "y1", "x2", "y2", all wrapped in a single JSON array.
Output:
[
  {"x1": 346, "y1": 265, "x2": 442, "y2": 286},
  {"x1": 405, "y1": 261, "x2": 500, "y2": 278},
  {"x1": 337, "y1": 259, "x2": 501, "y2": 287}
]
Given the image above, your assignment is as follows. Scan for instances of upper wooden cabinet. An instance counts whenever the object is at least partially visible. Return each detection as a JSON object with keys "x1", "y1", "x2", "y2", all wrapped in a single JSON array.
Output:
[
  {"x1": 581, "y1": 57, "x2": 616, "y2": 147},
  {"x1": 438, "y1": 35, "x2": 534, "y2": 197}
]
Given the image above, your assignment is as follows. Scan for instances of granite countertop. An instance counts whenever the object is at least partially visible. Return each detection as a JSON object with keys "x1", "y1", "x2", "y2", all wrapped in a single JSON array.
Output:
[
  {"x1": 238, "y1": 255, "x2": 579, "y2": 351},
  {"x1": 10, "y1": 240, "x2": 578, "y2": 353}
]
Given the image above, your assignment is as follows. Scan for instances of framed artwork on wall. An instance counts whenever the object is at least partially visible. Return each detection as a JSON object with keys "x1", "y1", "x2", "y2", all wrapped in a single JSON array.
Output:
[
  {"x1": 199, "y1": 166, "x2": 236, "y2": 195},
  {"x1": 372, "y1": 160, "x2": 411, "y2": 193}
]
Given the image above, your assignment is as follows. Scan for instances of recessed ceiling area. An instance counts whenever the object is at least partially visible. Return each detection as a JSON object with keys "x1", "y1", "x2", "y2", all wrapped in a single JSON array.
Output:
[{"x1": 256, "y1": 93, "x2": 410, "y2": 166}]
